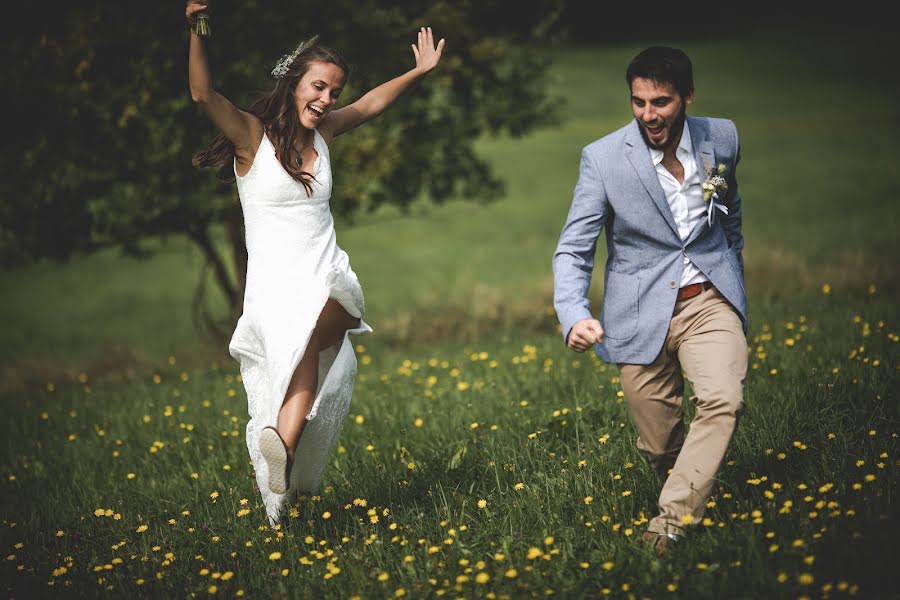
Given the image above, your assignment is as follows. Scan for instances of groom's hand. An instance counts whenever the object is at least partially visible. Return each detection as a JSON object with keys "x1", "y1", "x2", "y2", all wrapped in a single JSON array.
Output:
[{"x1": 567, "y1": 319, "x2": 604, "y2": 352}]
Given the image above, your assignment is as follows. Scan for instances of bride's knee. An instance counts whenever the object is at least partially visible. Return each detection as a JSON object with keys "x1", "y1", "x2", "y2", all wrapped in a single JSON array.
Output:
[
  {"x1": 306, "y1": 329, "x2": 322, "y2": 353},
  {"x1": 308, "y1": 323, "x2": 340, "y2": 353}
]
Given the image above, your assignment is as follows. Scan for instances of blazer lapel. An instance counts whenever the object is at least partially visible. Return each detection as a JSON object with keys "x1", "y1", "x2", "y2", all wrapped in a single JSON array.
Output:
[
  {"x1": 689, "y1": 117, "x2": 715, "y2": 184},
  {"x1": 624, "y1": 121, "x2": 680, "y2": 239},
  {"x1": 687, "y1": 117, "x2": 718, "y2": 231}
]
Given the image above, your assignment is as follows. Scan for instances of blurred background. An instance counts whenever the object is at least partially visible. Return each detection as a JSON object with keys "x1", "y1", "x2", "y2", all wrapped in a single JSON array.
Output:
[{"x1": 2, "y1": 1, "x2": 898, "y2": 388}]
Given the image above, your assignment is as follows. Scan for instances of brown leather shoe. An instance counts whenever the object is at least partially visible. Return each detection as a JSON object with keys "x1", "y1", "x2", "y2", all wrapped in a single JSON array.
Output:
[{"x1": 637, "y1": 530, "x2": 679, "y2": 557}]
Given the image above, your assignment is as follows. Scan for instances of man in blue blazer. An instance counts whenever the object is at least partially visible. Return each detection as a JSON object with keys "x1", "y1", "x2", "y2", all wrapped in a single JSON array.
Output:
[{"x1": 553, "y1": 46, "x2": 748, "y2": 554}]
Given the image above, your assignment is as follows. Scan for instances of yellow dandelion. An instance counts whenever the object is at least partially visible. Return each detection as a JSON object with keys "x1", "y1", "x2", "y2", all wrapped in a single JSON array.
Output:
[{"x1": 477, "y1": 499, "x2": 487, "y2": 509}]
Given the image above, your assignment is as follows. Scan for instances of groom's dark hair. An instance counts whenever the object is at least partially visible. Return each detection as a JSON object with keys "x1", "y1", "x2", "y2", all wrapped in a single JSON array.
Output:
[{"x1": 626, "y1": 46, "x2": 694, "y2": 99}]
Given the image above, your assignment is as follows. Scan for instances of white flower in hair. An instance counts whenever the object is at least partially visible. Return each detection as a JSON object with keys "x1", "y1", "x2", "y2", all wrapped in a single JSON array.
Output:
[{"x1": 272, "y1": 35, "x2": 320, "y2": 79}]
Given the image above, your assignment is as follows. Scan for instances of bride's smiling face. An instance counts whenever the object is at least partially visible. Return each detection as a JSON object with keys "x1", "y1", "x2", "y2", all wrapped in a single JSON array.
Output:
[{"x1": 293, "y1": 61, "x2": 346, "y2": 129}]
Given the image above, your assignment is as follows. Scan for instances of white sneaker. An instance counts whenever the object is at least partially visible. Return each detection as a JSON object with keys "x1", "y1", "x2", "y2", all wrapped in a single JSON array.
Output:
[{"x1": 259, "y1": 427, "x2": 291, "y2": 494}]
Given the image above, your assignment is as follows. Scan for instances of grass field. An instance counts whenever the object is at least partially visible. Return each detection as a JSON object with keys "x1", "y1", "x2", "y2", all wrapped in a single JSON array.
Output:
[{"x1": 2, "y1": 25, "x2": 898, "y2": 599}]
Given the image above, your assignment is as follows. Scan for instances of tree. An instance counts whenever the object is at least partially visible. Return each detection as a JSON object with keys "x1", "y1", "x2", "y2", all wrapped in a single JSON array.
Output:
[{"x1": 3, "y1": 0, "x2": 562, "y2": 322}]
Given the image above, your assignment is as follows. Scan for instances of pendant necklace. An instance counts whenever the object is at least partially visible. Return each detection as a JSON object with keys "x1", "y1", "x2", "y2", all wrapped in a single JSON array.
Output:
[{"x1": 295, "y1": 133, "x2": 313, "y2": 168}]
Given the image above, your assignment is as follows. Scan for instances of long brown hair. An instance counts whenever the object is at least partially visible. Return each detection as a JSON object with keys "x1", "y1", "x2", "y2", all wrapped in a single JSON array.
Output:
[{"x1": 193, "y1": 44, "x2": 350, "y2": 196}]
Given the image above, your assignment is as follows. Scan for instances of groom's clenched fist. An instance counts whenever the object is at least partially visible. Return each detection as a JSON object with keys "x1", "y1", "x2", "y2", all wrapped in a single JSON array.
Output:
[{"x1": 567, "y1": 319, "x2": 604, "y2": 352}]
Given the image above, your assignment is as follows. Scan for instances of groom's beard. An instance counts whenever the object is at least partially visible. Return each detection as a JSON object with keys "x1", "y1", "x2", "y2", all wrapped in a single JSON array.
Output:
[{"x1": 638, "y1": 107, "x2": 687, "y2": 151}]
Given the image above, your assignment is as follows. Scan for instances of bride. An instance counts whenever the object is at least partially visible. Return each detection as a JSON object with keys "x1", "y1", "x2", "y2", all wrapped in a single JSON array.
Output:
[{"x1": 186, "y1": 0, "x2": 444, "y2": 522}]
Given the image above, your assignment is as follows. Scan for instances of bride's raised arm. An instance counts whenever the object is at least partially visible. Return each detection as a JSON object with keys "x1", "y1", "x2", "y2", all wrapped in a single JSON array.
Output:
[
  {"x1": 186, "y1": 0, "x2": 262, "y2": 157},
  {"x1": 319, "y1": 27, "x2": 444, "y2": 142}
]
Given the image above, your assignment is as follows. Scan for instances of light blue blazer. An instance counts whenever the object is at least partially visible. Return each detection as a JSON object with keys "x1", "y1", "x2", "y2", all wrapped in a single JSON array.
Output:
[{"x1": 552, "y1": 116, "x2": 746, "y2": 365}]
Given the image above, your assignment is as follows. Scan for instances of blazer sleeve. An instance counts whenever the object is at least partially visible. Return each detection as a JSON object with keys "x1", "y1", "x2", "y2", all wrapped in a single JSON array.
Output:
[
  {"x1": 552, "y1": 147, "x2": 609, "y2": 343},
  {"x1": 721, "y1": 121, "x2": 744, "y2": 271}
]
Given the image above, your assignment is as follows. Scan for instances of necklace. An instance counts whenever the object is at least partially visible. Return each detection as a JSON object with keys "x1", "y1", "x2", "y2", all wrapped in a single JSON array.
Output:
[{"x1": 294, "y1": 133, "x2": 313, "y2": 168}]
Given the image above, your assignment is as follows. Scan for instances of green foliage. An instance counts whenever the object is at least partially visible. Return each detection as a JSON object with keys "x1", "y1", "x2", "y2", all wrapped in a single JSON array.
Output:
[{"x1": 3, "y1": 1, "x2": 561, "y2": 269}]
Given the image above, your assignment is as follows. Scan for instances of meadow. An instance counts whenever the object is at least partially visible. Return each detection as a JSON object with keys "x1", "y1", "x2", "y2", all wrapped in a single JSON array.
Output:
[{"x1": 1, "y1": 26, "x2": 898, "y2": 599}]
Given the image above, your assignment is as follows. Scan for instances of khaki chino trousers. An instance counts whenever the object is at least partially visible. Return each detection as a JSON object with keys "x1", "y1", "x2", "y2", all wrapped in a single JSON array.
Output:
[{"x1": 618, "y1": 285, "x2": 747, "y2": 535}]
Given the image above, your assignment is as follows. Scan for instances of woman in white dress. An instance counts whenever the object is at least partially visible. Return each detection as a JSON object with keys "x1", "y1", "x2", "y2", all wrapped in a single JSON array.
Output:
[{"x1": 186, "y1": 0, "x2": 444, "y2": 522}]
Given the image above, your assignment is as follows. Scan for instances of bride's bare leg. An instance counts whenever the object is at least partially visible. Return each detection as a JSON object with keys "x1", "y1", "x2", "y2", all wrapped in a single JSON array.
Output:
[
  {"x1": 277, "y1": 335, "x2": 319, "y2": 461},
  {"x1": 277, "y1": 299, "x2": 360, "y2": 460}
]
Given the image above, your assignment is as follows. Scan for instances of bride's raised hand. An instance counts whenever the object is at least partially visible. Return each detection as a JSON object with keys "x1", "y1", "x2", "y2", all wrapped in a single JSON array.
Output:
[
  {"x1": 411, "y1": 27, "x2": 445, "y2": 75},
  {"x1": 185, "y1": 0, "x2": 209, "y2": 28}
]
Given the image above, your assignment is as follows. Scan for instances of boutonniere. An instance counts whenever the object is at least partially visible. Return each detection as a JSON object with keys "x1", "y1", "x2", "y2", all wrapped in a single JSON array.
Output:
[{"x1": 702, "y1": 162, "x2": 729, "y2": 225}]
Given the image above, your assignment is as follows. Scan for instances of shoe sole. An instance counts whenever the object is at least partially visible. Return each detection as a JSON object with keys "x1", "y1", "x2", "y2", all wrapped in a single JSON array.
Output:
[{"x1": 259, "y1": 427, "x2": 289, "y2": 494}]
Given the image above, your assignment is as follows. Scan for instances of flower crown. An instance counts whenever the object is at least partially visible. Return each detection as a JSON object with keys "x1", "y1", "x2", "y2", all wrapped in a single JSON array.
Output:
[{"x1": 271, "y1": 34, "x2": 320, "y2": 79}]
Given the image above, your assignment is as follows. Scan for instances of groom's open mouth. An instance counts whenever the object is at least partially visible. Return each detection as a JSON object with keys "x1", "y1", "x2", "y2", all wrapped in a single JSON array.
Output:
[{"x1": 644, "y1": 123, "x2": 666, "y2": 141}]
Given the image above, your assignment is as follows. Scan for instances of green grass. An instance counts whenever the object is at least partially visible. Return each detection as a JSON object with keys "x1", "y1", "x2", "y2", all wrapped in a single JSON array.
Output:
[
  {"x1": 1, "y1": 298, "x2": 896, "y2": 598},
  {"x1": 2, "y1": 25, "x2": 899, "y2": 598}
]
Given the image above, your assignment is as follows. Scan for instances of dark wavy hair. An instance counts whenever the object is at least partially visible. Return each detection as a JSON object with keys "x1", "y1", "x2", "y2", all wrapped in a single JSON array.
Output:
[
  {"x1": 193, "y1": 44, "x2": 350, "y2": 196},
  {"x1": 625, "y1": 46, "x2": 693, "y2": 99}
]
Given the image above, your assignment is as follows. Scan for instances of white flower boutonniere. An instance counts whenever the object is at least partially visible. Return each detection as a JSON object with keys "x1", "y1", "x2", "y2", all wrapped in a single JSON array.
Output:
[{"x1": 702, "y1": 162, "x2": 730, "y2": 225}]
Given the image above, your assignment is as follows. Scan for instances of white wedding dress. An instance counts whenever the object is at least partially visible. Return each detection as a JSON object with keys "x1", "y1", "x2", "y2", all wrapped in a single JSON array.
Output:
[{"x1": 228, "y1": 129, "x2": 371, "y2": 523}]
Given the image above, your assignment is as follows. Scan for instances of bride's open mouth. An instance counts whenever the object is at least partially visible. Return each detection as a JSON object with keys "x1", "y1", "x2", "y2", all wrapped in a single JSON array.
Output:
[{"x1": 307, "y1": 104, "x2": 325, "y2": 120}]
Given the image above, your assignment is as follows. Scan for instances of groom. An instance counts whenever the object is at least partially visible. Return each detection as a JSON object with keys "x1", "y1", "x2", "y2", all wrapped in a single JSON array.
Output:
[{"x1": 552, "y1": 46, "x2": 748, "y2": 554}]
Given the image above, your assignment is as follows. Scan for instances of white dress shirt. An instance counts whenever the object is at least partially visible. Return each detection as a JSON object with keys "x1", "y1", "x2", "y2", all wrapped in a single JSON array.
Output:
[{"x1": 649, "y1": 125, "x2": 709, "y2": 287}]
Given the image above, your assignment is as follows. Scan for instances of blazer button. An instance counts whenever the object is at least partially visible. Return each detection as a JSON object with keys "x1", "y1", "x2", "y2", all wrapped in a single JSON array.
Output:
[{"x1": 670, "y1": 281, "x2": 677, "y2": 288}]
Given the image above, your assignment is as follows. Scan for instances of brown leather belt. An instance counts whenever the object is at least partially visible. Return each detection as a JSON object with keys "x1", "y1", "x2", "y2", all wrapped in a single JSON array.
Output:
[{"x1": 677, "y1": 281, "x2": 713, "y2": 301}]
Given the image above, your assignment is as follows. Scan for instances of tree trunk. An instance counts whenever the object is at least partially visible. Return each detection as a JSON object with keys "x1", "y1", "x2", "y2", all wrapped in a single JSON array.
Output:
[
  {"x1": 187, "y1": 225, "x2": 240, "y2": 315},
  {"x1": 225, "y1": 210, "x2": 247, "y2": 311}
]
